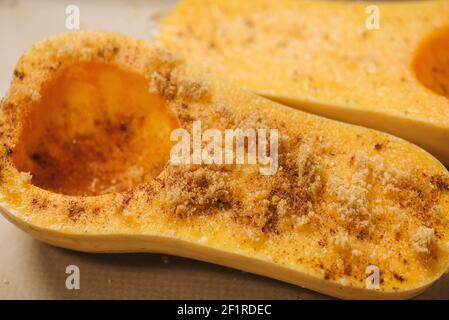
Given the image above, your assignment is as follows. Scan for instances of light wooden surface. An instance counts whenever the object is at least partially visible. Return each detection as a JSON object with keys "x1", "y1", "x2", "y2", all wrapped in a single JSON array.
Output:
[{"x1": 0, "y1": 0, "x2": 448, "y2": 299}]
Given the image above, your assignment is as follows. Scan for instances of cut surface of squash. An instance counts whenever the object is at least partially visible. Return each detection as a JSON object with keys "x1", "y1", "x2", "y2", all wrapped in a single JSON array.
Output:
[
  {"x1": 158, "y1": 0, "x2": 449, "y2": 164},
  {"x1": 13, "y1": 62, "x2": 179, "y2": 196},
  {"x1": 1, "y1": 32, "x2": 449, "y2": 299},
  {"x1": 413, "y1": 26, "x2": 449, "y2": 99}
]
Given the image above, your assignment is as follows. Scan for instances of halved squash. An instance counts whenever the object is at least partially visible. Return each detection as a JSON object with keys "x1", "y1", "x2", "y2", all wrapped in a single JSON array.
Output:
[
  {"x1": 158, "y1": 0, "x2": 449, "y2": 164},
  {"x1": 1, "y1": 31, "x2": 449, "y2": 299}
]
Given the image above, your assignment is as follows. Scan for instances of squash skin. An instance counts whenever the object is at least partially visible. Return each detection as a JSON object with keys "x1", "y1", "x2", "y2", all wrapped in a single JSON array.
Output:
[
  {"x1": 0, "y1": 206, "x2": 435, "y2": 300},
  {"x1": 158, "y1": 0, "x2": 449, "y2": 165},
  {"x1": 1, "y1": 32, "x2": 449, "y2": 299}
]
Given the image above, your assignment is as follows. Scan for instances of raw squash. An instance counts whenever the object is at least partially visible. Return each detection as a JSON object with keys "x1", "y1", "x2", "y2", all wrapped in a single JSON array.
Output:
[
  {"x1": 1, "y1": 31, "x2": 449, "y2": 299},
  {"x1": 158, "y1": 0, "x2": 449, "y2": 164}
]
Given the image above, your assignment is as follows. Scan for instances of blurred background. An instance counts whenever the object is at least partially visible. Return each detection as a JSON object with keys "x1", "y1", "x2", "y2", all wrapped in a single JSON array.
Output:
[{"x1": 0, "y1": 0, "x2": 176, "y2": 96}]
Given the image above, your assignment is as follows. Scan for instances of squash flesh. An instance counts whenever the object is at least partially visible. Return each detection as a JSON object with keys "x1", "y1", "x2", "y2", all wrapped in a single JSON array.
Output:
[
  {"x1": 1, "y1": 32, "x2": 449, "y2": 299},
  {"x1": 13, "y1": 62, "x2": 178, "y2": 196},
  {"x1": 158, "y1": 0, "x2": 449, "y2": 164},
  {"x1": 413, "y1": 26, "x2": 449, "y2": 99}
]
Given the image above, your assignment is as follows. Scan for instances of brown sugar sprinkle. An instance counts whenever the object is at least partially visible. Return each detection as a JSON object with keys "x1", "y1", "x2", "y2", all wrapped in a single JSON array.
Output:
[
  {"x1": 393, "y1": 273, "x2": 406, "y2": 282},
  {"x1": 13, "y1": 69, "x2": 25, "y2": 81},
  {"x1": 412, "y1": 226, "x2": 436, "y2": 254},
  {"x1": 147, "y1": 49, "x2": 208, "y2": 100},
  {"x1": 374, "y1": 143, "x2": 383, "y2": 150},
  {"x1": 431, "y1": 175, "x2": 449, "y2": 191},
  {"x1": 163, "y1": 165, "x2": 234, "y2": 218},
  {"x1": 149, "y1": 69, "x2": 209, "y2": 102},
  {"x1": 67, "y1": 202, "x2": 86, "y2": 221},
  {"x1": 253, "y1": 141, "x2": 325, "y2": 234},
  {"x1": 30, "y1": 197, "x2": 49, "y2": 210}
]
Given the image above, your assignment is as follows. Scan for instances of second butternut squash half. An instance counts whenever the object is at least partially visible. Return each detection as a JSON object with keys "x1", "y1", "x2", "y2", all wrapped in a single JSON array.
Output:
[{"x1": 158, "y1": 0, "x2": 449, "y2": 164}]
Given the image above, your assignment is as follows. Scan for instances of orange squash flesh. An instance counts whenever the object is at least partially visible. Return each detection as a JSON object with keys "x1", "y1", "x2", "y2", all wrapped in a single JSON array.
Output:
[
  {"x1": 158, "y1": 0, "x2": 449, "y2": 165},
  {"x1": 1, "y1": 32, "x2": 449, "y2": 299},
  {"x1": 13, "y1": 61, "x2": 179, "y2": 196}
]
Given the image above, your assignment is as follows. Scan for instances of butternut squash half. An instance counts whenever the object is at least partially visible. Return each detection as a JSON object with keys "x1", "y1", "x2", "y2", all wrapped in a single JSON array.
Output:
[
  {"x1": 1, "y1": 31, "x2": 449, "y2": 299},
  {"x1": 158, "y1": 0, "x2": 449, "y2": 165}
]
